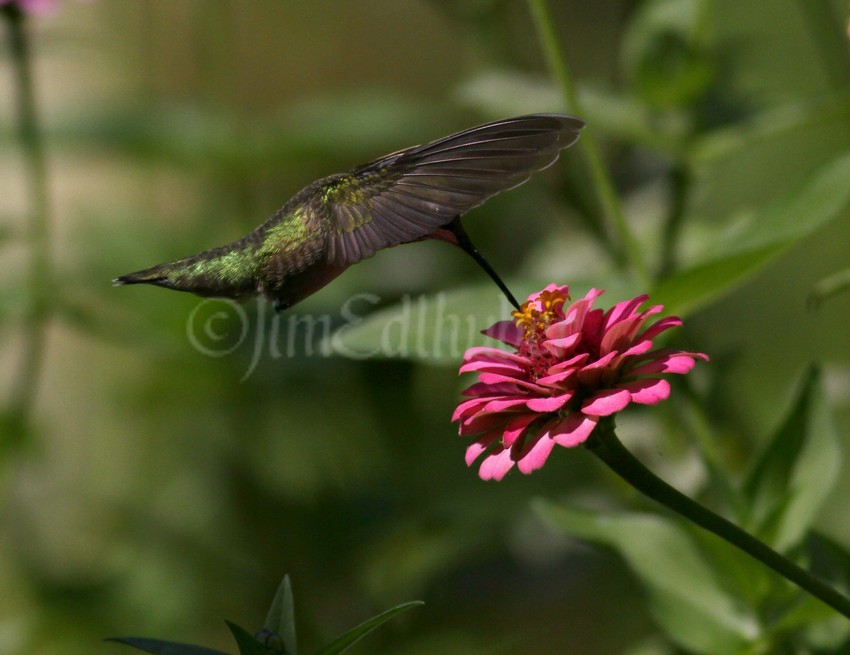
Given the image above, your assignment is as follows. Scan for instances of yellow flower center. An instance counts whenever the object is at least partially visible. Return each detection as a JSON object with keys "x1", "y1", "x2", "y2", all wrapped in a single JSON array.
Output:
[{"x1": 512, "y1": 289, "x2": 569, "y2": 340}]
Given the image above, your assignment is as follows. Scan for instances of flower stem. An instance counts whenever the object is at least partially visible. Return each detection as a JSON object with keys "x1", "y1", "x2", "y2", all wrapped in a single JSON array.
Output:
[
  {"x1": 526, "y1": 0, "x2": 650, "y2": 288},
  {"x1": 3, "y1": 6, "x2": 52, "y2": 434},
  {"x1": 585, "y1": 420, "x2": 850, "y2": 619}
]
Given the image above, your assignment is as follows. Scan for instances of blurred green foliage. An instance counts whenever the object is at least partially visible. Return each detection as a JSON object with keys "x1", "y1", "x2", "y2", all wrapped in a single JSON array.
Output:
[
  {"x1": 1, "y1": 1, "x2": 849, "y2": 654},
  {"x1": 110, "y1": 574, "x2": 423, "y2": 655}
]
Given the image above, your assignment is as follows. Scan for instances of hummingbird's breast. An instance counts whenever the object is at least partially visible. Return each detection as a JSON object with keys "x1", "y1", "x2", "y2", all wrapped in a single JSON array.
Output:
[
  {"x1": 254, "y1": 199, "x2": 342, "y2": 310},
  {"x1": 260, "y1": 261, "x2": 348, "y2": 311}
]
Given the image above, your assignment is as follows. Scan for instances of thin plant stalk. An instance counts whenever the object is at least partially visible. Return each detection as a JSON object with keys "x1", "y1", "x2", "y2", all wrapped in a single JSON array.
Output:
[
  {"x1": 3, "y1": 6, "x2": 52, "y2": 432},
  {"x1": 658, "y1": 162, "x2": 690, "y2": 278},
  {"x1": 585, "y1": 419, "x2": 850, "y2": 619},
  {"x1": 794, "y1": 0, "x2": 850, "y2": 89},
  {"x1": 527, "y1": 0, "x2": 650, "y2": 288}
]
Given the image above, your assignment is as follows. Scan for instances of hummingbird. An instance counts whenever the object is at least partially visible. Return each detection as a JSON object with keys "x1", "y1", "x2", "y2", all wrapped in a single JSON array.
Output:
[{"x1": 115, "y1": 113, "x2": 584, "y2": 311}]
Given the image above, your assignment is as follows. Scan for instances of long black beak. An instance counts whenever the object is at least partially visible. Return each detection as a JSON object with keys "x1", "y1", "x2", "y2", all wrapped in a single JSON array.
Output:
[{"x1": 444, "y1": 218, "x2": 520, "y2": 311}]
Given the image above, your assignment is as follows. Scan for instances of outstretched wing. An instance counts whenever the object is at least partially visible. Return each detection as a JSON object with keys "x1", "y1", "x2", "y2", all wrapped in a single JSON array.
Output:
[{"x1": 318, "y1": 113, "x2": 584, "y2": 267}]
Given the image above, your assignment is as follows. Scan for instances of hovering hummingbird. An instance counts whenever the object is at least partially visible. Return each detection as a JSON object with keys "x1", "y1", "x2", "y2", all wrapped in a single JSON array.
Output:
[{"x1": 115, "y1": 113, "x2": 584, "y2": 311}]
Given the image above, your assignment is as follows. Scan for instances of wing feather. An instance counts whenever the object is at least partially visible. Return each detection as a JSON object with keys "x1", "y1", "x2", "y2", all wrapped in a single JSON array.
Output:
[
  {"x1": 370, "y1": 195, "x2": 436, "y2": 235},
  {"x1": 319, "y1": 113, "x2": 584, "y2": 267}
]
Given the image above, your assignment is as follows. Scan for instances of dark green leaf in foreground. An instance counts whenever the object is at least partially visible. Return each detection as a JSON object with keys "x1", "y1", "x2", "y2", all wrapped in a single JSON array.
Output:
[
  {"x1": 261, "y1": 575, "x2": 297, "y2": 655},
  {"x1": 313, "y1": 601, "x2": 424, "y2": 655},
  {"x1": 105, "y1": 637, "x2": 229, "y2": 655},
  {"x1": 226, "y1": 622, "x2": 270, "y2": 655}
]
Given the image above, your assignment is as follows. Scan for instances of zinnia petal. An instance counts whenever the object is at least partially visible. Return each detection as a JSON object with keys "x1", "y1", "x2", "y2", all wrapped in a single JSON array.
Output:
[
  {"x1": 452, "y1": 397, "x2": 490, "y2": 422},
  {"x1": 461, "y1": 346, "x2": 529, "y2": 367},
  {"x1": 478, "y1": 447, "x2": 516, "y2": 481},
  {"x1": 549, "y1": 289, "x2": 603, "y2": 338},
  {"x1": 546, "y1": 353, "x2": 590, "y2": 373},
  {"x1": 549, "y1": 413, "x2": 598, "y2": 447},
  {"x1": 465, "y1": 430, "x2": 501, "y2": 466},
  {"x1": 534, "y1": 369, "x2": 577, "y2": 387},
  {"x1": 459, "y1": 412, "x2": 510, "y2": 436},
  {"x1": 459, "y1": 359, "x2": 527, "y2": 376},
  {"x1": 628, "y1": 354, "x2": 698, "y2": 377},
  {"x1": 542, "y1": 332, "x2": 581, "y2": 357},
  {"x1": 482, "y1": 321, "x2": 523, "y2": 347},
  {"x1": 600, "y1": 314, "x2": 644, "y2": 354},
  {"x1": 477, "y1": 372, "x2": 544, "y2": 391},
  {"x1": 637, "y1": 316, "x2": 682, "y2": 342},
  {"x1": 516, "y1": 430, "x2": 557, "y2": 474},
  {"x1": 576, "y1": 351, "x2": 617, "y2": 387},
  {"x1": 502, "y1": 414, "x2": 538, "y2": 447},
  {"x1": 620, "y1": 378, "x2": 670, "y2": 405},
  {"x1": 581, "y1": 388, "x2": 632, "y2": 416},
  {"x1": 602, "y1": 295, "x2": 649, "y2": 329},
  {"x1": 617, "y1": 339, "x2": 655, "y2": 359},
  {"x1": 526, "y1": 393, "x2": 572, "y2": 412},
  {"x1": 462, "y1": 381, "x2": 523, "y2": 398},
  {"x1": 482, "y1": 397, "x2": 529, "y2": 413}
]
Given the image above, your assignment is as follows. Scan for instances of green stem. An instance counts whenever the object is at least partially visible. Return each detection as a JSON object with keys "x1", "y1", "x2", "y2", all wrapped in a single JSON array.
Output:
[
  {"x1": 657, "y1": 162, "x2": 690, "y2": 278},
  {"x1": 3, "y1": 6, "x2": 52, "y2": 433},
  {"x1": 527, "y1": 0, "x2": 650, "y2": 288},
  {"x1": 794, "y1": 0, "x2": 850, "y2": 90},
  {"x1": 585, "y1": 420, "x2": 850, "y2": 619}
]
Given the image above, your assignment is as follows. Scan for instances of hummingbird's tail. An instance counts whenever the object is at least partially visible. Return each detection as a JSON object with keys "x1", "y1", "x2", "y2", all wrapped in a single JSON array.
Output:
[
  {"x1": 114, "y1": 242, "x2": 259, "y2": 300},
  {"x1": 113, "y1": 263, "x2": 171, "y2": 287}
]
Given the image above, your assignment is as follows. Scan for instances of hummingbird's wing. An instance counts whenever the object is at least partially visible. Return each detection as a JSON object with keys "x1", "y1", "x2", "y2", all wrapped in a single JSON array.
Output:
[{"x1": 319, "y1": 113, "x2": 584, "y2": 267}]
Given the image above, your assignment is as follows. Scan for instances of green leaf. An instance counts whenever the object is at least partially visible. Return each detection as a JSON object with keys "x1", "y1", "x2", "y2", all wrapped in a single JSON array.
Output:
[
  {"x1": 768, "y1": 593, "x2": 850, "y2": 649},
  {"x1": 456, "y1": 69, "x2": 682, "y2": 154},
  {"x1": 262, "y1": 576, "x2": 297, "y2": 655},
  {"x1": 651, "y1": 243, "x2": 785, "y2": 317},
  {"x1": 324, "y1": 285, "x2": 512, "y2": 364},
  {"x1": 742, "y1": 366, "x2": 841, "y2": 552},
  {"x1": 621, "y1": 636, "x2": 677, "y2": 655},
  {"x1": 58, "y1": 92, "x2": 448, "y2": 172},
  {"x1": 621, "y1": 0, "x2": 715, "y2": 109},
  {"x1": 105, "y1": 637, "x2": 229, "y2": 655},
  {"x1": 225, "y1": 622, "x2": 269, "y2": 655},
  {"x1": 312, "y1": 601, "x2": 424, "y2": 655},
  {"x1": 770, "y1": 533, "x2": 850, "y2": 648},
  {"x1": 808, "y1": 266, "x2": 850, "y2": 310},
  {"x1": 535, "y1": 501, "x2": 760, "y2": 654},
  {"x1": 453, "y1": 69, "x2": 561, "y2": 118},
  {"x1": 692, "y1": 92, "x2": 850, "y2": 166},
  {"x1": 807, "y1": 532, "x2": 850, "y2": 596},
  {"x1": 653, "y1": 153, "x2": 850, "y2": 316},
  {"x1": 711, "y1": 154, "x2": 850, "y2": 257}
]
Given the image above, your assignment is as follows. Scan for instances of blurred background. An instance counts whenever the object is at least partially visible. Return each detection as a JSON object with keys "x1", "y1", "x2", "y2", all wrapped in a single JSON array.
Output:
[{"x1": 1, "y1": 1, "x2": 849, "y2": 654}]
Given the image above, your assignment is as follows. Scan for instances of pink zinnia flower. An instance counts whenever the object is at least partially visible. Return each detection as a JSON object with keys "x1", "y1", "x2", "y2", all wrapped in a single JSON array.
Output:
[
  {"x1": 0, "y1": 0, "x2": 77, "y2": 15},
  {"x1": 453, "y1": 284, "x2": 708, "y2": 481},
  {"x1": 0, "y1": 0, "x2": 55, "y2": 14}
]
